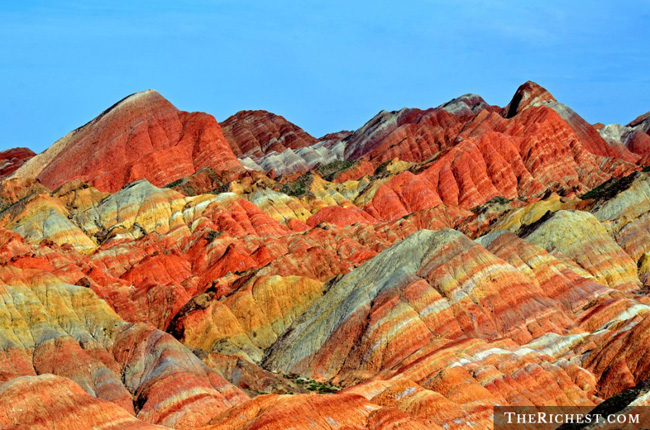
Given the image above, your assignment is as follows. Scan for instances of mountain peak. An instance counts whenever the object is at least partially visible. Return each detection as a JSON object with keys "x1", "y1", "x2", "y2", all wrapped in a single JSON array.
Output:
[
  {"x1": 504, "y1": 81, "x2": 556, "y2": 118},
  {"x1": 96, "y1": 89, "x2": 168, "y2": 117},
  {"x1": 121, "y1": 88, "x2": 161, "y2": 102},
  {"x1": 440, "y1": 93, "x2": 489, "y2": 115},
  {"x1": 104, "y1": 89, "x2": 166, "y2": 112},
  {"x1": 10, "y1": 90, "x2": 241, "y2": 192},
  {"x1": 221, "y1": 109, "x2": 316, "y2": 158}
]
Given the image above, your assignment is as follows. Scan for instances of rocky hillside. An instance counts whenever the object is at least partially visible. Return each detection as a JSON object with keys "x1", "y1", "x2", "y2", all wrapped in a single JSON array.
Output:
[{"x1": 2, "y1": 82, "x2": 650, "y2": 429}]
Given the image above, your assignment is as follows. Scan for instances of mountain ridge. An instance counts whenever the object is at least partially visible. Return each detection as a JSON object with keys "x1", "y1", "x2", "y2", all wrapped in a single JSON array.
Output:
[{"x1": 3, "y1": 81, "x2": 650, "y2": 429}]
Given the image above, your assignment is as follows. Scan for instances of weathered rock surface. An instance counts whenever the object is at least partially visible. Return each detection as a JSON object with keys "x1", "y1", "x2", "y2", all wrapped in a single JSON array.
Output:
[
  {"x1": 521, "y1": 210, "x2": 640, "y2": 291},
  {"x1": 598, "y1": 111, "x2": 650, "y2": 164},
  {"x1": 0, "y1": 375, "x2": 166, "y2": 430},
  {"x1": 264, "y1": 229, "x2": 576, "y2": 381},
  {"x1": 222, "y1": 110, "x2": 317, "y2": 158},
  {"x1": 203, "y1": 392, "x2": 434, "y2": 430},
  {"x1": 0, "y1": 251, "x2": 248, "y2": 429},
  {"x1": 240, "y1": 139, "x2": 347, "y2": 176},
  {"x1": 2, "y1": 81, "x2": 650, "y2": 429},
  {"x1": 0, "y1": 147, "x2": 35, "y2": 180},
  {"x1": 361, "y1": 84, "x2": 637, "y2": 220},
  {"x1": 10, "y1": 90, "x2": 243, "y2": 192}
]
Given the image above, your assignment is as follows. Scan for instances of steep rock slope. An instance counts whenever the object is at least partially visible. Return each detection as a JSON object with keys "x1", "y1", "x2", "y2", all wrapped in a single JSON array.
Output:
[
  {"x1": 504, "y1": 81, "x2": 638, "y2": 162},
  {"x1": 10, "y1": 90, "x2": 243, "y2": 192},
  {"x1": 263, "y1": 229, "x2": 575, "y2": 380},
  {"x1": 360, "y1": 83, "x2": 637, "y2": 221}
]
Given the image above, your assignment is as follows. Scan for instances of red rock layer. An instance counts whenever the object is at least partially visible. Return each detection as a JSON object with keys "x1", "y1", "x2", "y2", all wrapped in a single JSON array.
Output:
[
  {"x1": 319, "y1": 130, "x2": 353, "y2": 141},
  {"x1": 0, "y1": 147, "x2": 35, "y2": 180},
  {"x1": 1, "y1": 81, "x2": 650, "y2": 430},
  {"x1": 343, "y1": 94, "x2": 493, "y2": 164},
  {"x1": 331, "y1": 159, "x2": 375, "y2": 182},
  {"x1": 364, "y1": 101, "x2": 636, "y2": 221},
  {"x1": 0, "y1": 248, "x2": 249, "y2": 429},
  {"x1": 221, "y1": 110, "x2": 317, "y2": 157},
  {"x1": 625, "y1": 129, "x2": 650, "y2": 162},
  {"x1": 203, "y1": 392, "x2": 433, "y2": 430},
  {"x1": 583, "y1": 312, "x2": 650, "y2": 398},
  {"x1": 306, "y1": 205, "x2": 377, "y2": 227},
  {"x1": 0, "y1": 375, "x2": 164, "y2": 430},
  {"x1": 11, "y1": 90, "x2": 243, "y2": 192},
  {"x1": 504, "y1": 81, "x2": 638, "y2": 162}
]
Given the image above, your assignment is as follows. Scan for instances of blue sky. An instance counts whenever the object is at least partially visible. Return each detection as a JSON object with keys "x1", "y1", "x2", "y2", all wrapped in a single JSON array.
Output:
[{"x1": 1, "y1": 0, "x2": 648, "y2": 152}]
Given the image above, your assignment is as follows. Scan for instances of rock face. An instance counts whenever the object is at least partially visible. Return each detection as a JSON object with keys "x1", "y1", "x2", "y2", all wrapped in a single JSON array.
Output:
[
  {"x1": 0, "y1": 147, "x2": 35, "y2": 180},
  {"x1": 10, "y1": 90, "x2": 243, "y2": 192},
  {"x1": 203, "y1": 392, "x2": 434, "y2": 430},
  {"x1": 599, "y1": 111, "x2": 650, "y2": 164},
  {"x1": 343, "y1": 94, "x2": 492, "y2": 163},
  {"x1": 357, "y1": 83, "x2": 638, "y2": 220},
  {"x1": 0, "y1": 252, "x2": 248, "y2": 429},
  {"x1": 220, "y1": 110, "x2": 347, "y2": 177},
  {"x1": 240, "y1": 139, "x2": 346, "y2": 177},
  {"x1": 505, "y1": 81, "x2": 637, "y2": 162},
  {"x1": 0, "y1": 375, "x2": 166, "y2": 430},
  {"x1": 2, "y1": 81, "x2": 650, "y2": 429},
  {"x1": 222, "y1": 110, "x2": 317, "y2": 158}
]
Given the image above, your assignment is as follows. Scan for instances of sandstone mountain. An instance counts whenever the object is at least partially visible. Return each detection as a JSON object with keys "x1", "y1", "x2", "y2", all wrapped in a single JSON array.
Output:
[
  {"x1": 10, "y1": 90, "x2": 243, "y2": 192},
  {"x1": 2, "y1": 82, "x2": 650, "y2": 429}
]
